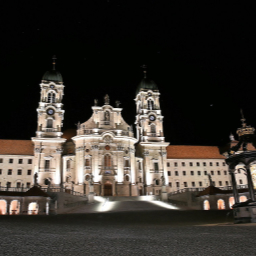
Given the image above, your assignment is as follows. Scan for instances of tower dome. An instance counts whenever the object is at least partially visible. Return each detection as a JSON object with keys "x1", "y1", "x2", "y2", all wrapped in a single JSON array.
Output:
[
  {"x1": 136, "y1": 77, "x2": 158, "y2": 95},
  {"x1": 136, "y1": 66, "x2": 158, "y2": 95},
  {"x1": 42, "y1": 56, "x2": 63, "y2": 83}
]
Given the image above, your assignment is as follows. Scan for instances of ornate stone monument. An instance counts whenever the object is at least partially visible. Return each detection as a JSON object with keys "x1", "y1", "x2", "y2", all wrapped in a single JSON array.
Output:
[{"x1": 225, "y1": 110, "x2": 256, "y2": 223}]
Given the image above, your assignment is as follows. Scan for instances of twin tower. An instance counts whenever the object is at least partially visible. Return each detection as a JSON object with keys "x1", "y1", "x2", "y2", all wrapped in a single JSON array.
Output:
[{"x1": 32, "y1": 60, "x2": 169, "y2": 196}]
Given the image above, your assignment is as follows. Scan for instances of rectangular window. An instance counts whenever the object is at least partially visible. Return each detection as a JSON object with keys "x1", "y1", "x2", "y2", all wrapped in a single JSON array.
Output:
[
  {"x1": 9, "y1": 159, "x2": 13, "y2": 164},
  {"x1": 222, "y1": 162, "x2": 226, "y2": 166},
  {"x1": 175, "y1": 171, "x2": 179, "y2": 176},
  {"x1": 192, "y1": 182, "x2": 195, "y2": 187},
  {"x1": 17, "y1": 182, "x2": 21, "y2": 188},
  {"x1": 197, "y1": 171, "x2": 201, "y2": 176},
  {"x1": 26, "y1": 182, "x2": 31, "y2": 188},
  {"x1": 211, "y1": 171, "x2": 214, "y2": 175},
  {"x1": 182, "y1": 162, "x2": 185, "y2": 166},
  {"x1": 7, "y1": 182, "x2": 11, "y2": 188},
  {"x1": 174, "y1": 162, "x2": 178, "y2": 167},
  {"x1": 85, "y1": 159, "x2": 90, "y2": 167},
  {"x1": 45, "y1": 160, "x2": 50, "y2": 170},
  {"x1": 8, "y1": 169, "x2": 12, "y2": 175},
  {"x1": 219, "y1": 181, "x2": 222, "y2": 186},
  {"x1": 28, "y1": 159, "x2": 32, "y2": 164},
  {"x1": 224, "y1": 171, "x2": 227, "y2": 175},
  {"x1": 239, "y1": 179, "x2": 243, "y2": 184},
  {"x1": 183, "y1": 171, "x2": 186, "y2": 176},
  {"x1": 167, "y1": 162, "x2": 170, "y2": 167},
  {"x1": 203, "y1": 162, "x2": 206, "y2": 166},
  {"x1": 190, "y1": 171, "x2": 194, "y2": 175},
  {"x1": 189, "y1": 162, "x2": 193, "y2": 167},
  {"x1": 154, "y1": 162, "x2": 159, "y2": 171},
  {"x1": 199, "y1": 181, "x2": 202, "y2": 187},
  {"x1": 204, "y1": 171, "x2": 207, "y2": 175},
  {"x1": 0, "y1": 158, "x2": 3, "y2": 163},
  {"x1": 18, "y1": 159, "x2": 23, "y2": 164},
  {"x1": 0, "y1": 169, "x2": 2, "y2": 175},
  {"x1": 168, "y1": 171, "x2": 171, "y2": 176},
  {"x1": 196, "y1": 162, "x2": 200, "y2": 166},
  {"x1": 217, "y1": 171, "x2": 220, "y2": 175},
  {"x1": 225, "y1": 181, "x2": 229, "y2": 185},
  {"x1": 27, "y1": 170, "x2": 32, "y2": 175},
  {"x1": 169, "y1": 182, "x2": 172, "y2": 187},
  {"x1": 238, "y1": 169, "x2": 241, "y2": 174},
  {"x1": 176, "y1": 182, "x2": 180, "y2": 188},
  {"x1": 216, "y1": 162, "x2": 219, "y2": 166},
  {"x1": 210, "y1": 162, "x2": 213, "y2": 166},
  {"x1": 17, "y1": 169, "x2": 22, "y2": 175},
  {"x1": 184, "y1": 182, "x2": 187, "y2": 187}
]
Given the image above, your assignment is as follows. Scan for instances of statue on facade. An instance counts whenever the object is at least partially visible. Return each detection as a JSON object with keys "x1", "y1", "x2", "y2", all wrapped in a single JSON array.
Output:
[
  {"x1": 115, "y1": 100, "x2": 121, "y2": 108},
  {"x1": 161, "y1": 175, "x2": 166, "y2": 186},
  {"x1": 94, "y1": 99, "x2": 98, "y2": 106},
  {"x1": 104, "y1": 94, "x2": 110, "y2": 105},
  {"x1": 34, "y1": 172, "x2": 38, "y2": 186},
  {"x1": 89, "y1": 175, "x2": 94, "y2": 186}
]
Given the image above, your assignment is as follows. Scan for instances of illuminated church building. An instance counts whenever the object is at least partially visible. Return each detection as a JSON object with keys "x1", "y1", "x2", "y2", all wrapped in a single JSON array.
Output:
[{"x1": 0, "y1": 62, "x2": 248, "y2": 196}]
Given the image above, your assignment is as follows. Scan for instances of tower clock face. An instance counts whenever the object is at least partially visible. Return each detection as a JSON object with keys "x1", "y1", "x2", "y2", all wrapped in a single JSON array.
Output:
[
  {"x1": 50, "y1": 85, "x2": 55, "y2": 89},
  {"x1": 148, "y1": 93, "x2": 152, "y2": 96},
  {"x1": 47, "y1": 108, "x2": 55, "y2": 115},
  {"x1": 149, "y1": 115, "x2": 155, "y2": 121}
]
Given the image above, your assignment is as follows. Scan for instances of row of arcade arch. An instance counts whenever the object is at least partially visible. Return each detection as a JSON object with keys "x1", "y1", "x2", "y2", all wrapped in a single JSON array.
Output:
[
  {"x1": 203, "y1": 196, "x2": 247, "y2": 210},
  {"x1": 0, "y1": 200, "x2": 42, "y2": 215}
]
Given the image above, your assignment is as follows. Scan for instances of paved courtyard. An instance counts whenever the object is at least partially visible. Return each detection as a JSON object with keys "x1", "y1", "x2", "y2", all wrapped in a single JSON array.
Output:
[{"x1": 1, "y1": 209, "x2": 256, "y2": 256}]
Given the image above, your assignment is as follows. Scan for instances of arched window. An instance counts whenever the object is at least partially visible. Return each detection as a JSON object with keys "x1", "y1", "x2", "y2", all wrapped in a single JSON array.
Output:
[
  {"x1": 151, "y1": 124, "x2": 156, "y2": 134},
  {"x1": 9, "y1": 200, "x2": 20, "y2": 215},
  {"x1": 125, "y1": 175, "x2": 129, "y2": 181},
  {"x1": 203, "y1": 200, "x2": 210, "y2": 210},
  {"x1": 148, "y1": 99, "x2": 154, "y2": 110},
  {"x1": 239, "y1": 196, "x2": 247, "y2": 203},
  {"x1": 66, "y1": 160, "x2": 70, "y2": 169},
  {"x1": 47, "y1": 119, "x2": 53, "y2": 128},
  {"x1": 0, "y1": 200, "x2": 7, "y2": 215},
  {"x1": 104, "y1": 155, "x2": 112, "y2": 168},
  {"x1": 155, "y1": 179, "x2": 160, "y2": 185},
  {"x1": 47, "y1": 92, "x2": 56, "y2": 103},
  {"x1": 229, "y1": 197, "x2": 235, "y2": 209},
  {"x1": 85, "y1": 159, "x2": 90, "y2": 166},
  {"x1": 217, "y1": 199, "x2": 225, "y2": 210},
  {"x1": 104, "y1": 111, "x2": 110, "y2": 121},
  {"x1": 28, "y1": 202, "x2": 39, "y2": 215},
  {"x1": 124, "y1": 159, "x2": 130, "y2": 168}
]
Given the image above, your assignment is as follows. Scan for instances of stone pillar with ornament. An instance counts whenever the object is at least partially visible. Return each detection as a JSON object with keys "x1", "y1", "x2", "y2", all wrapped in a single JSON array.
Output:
[
  {"x1": 225, "y1": 110, "x2": 256, "y2": 223},
  {"x1": 88, "y1": 175, "x2": 95, "y2": 203}
]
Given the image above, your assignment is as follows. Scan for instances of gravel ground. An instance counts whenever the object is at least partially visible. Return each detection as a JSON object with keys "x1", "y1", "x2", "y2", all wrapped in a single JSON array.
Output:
[{"x1": 1, "y1": 210, "x2": 256, "y2": 256}]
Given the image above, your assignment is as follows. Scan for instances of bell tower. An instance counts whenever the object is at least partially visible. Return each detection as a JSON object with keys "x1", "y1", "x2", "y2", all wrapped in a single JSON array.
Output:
[
  {"x1": 32, "y1": 56, "x2": 66, "y2": 187},
  {"x1": 135, "y1": 66, "x2": 169, "y2": 195}
]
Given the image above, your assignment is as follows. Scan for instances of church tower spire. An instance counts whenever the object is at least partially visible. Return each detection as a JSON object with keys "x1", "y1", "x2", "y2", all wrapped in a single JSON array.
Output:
[
  {"x1": 134, "y1": 67, "x2": 169, "y2": 196},
  {"x1": 32, "y1": 57, "x2": 66, "y2": 188}
]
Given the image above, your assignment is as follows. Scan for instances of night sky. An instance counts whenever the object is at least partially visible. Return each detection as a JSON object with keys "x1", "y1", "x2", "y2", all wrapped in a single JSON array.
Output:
[{"x1": 0, "y1": 1, "x2": 255, "y2": 146}]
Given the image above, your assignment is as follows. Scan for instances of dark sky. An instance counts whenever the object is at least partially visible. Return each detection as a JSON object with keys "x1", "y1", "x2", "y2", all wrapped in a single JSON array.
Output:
[{"x1": 0, "y1": 1, "x2": 255, "y2": 146}]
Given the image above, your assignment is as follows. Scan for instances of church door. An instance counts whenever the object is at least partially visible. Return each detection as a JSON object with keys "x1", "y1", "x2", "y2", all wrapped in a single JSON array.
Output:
[{"x1": 104, "y1": 183, "x2": 112, "y2": 196}]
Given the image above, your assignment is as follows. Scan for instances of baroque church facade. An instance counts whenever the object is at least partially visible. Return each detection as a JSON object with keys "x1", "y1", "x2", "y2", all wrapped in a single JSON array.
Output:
[{"x1": 0, "y1": 61, "x2": 248, "y2": 197}]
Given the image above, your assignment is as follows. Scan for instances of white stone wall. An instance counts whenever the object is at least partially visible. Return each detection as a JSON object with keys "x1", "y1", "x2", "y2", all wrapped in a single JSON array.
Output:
[{"x1": 0, "y1": 155, "x2": 34, "y2": 188}]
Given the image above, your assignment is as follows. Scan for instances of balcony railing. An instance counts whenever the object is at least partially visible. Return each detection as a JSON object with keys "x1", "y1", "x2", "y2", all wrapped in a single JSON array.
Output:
[
  {"x1": 42, "y1": 128, "x2": 58, "y2": 132},
  {"x1": 150, "y1": 169, "x2": 163, "y2": 173}
]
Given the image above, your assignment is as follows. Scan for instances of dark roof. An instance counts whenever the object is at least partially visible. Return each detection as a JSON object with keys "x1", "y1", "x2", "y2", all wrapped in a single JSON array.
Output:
[
  {"x1": 42, "y1": 70, "x2": 63, "y2": 83},
  {"x1": 0, "y1": 140, "x2": 34, "y2": 155},
  {"x1": 167, "y1": 145, "x2": 225, "y2": 159},
  {"x1": 0, "y1": 186, "x2": 50, "y2": 197},
  {"x1": 136, "y1": 78, "x2": 158, "y2": 95},
  {"x1": 197, "y1": 185, "x2": 249, "y2": 197}
]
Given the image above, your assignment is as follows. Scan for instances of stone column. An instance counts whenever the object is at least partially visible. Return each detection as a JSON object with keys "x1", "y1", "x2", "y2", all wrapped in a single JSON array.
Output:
[
  {"x1": 229, "y1": 169, "x2": 239, "y2": 204},
  {"x1": 246, "y1": 165, "x2": 255, "y2": 201}
]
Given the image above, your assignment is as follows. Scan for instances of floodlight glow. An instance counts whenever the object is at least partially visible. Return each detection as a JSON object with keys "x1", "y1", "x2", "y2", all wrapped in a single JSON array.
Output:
[{"x1": 150, "y1": 200, "x2": 179, "y2": 210}]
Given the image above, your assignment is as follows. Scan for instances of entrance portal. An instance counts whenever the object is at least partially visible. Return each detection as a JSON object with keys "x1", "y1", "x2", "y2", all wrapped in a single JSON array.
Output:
[{"x1": 104, "y1": 182, "x2": 112, "y2": 196}]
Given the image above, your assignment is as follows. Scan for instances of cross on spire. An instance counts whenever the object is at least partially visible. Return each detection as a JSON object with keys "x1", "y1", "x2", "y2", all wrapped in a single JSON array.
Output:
[
  {"x1": 140, "y1": 64, "x2": 147, "y2": 78},
  {"x1": 240, "y1": 109, "x2": 246, "y2": 127},
  {"x1": 52, "y1": 55, "x2": 57, "y2": 70}
]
